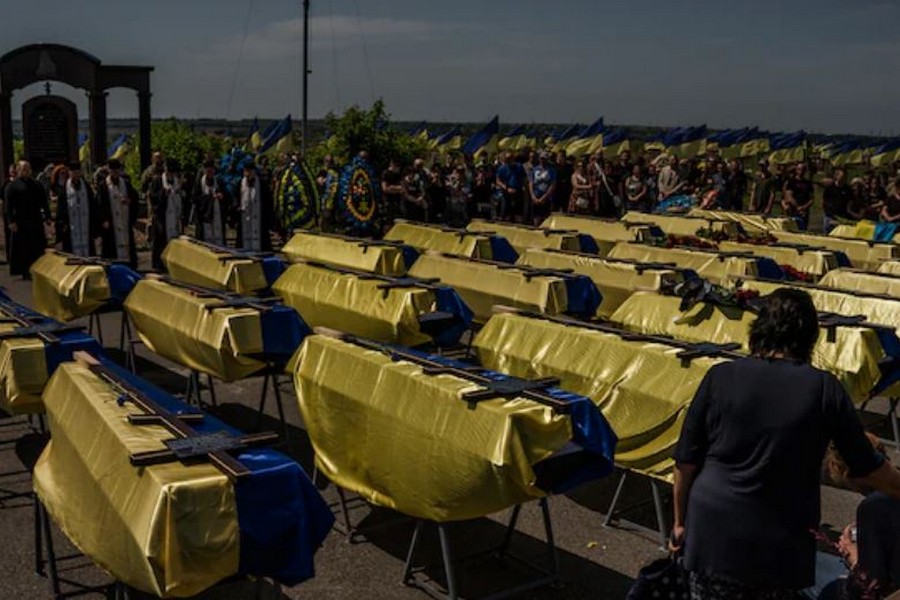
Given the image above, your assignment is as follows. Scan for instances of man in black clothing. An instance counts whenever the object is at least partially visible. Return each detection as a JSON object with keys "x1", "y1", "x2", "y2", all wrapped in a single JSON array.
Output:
[
  {"x1": 783, "y1": 163, "x2": 814, "y2": 230},
  {"x1": 822, "y1": 168, "x2": 852, "y2": 233},
  {"x1": 381, "y1": 159, "x2": 404, "y2": 227},
  {"x1": 4, "y1": 161, "x2": 49, "y2": 278},
  {"x1": 553, "y1": 152, "x2": 573, "y2": 213}
]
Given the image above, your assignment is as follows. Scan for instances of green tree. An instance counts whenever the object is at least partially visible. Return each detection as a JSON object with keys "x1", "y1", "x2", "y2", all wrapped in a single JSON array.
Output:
[
  {"x1": 307, "y1": 100, "x2": 428, "y2": 171},
  {"x1": 124, "y1": 119, "x2": 226, "y2": 182}
]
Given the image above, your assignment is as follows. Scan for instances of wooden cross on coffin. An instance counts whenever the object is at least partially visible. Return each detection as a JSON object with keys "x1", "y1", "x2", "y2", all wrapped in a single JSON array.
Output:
[
  {"x1": 74, "y1": 352, "x2": 278, "y2": 481},
  {"x1": 0, "y1": 299, "x2": 83, "y2": 344}
]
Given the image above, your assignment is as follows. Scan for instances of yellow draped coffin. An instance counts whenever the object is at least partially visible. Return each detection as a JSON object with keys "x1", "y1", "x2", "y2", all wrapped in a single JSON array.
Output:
[
  {"x1": 607, "y1": 242, "x2": 761, "y2": 284},
  {"x1": 273, "y1": 261, "x2": 457, "y2": 347},
  {"x1": 610, "y1": 292, "x2": 887, "y2": 404},
  {"x1": 474, "y1": 311, "x2": 737, "y2": 480},
  {"x1": 161, "y1": 237, "x2": 270, "y2": 295},
  {"x1": 33, "y1": 362, "x2": 238, "y2": 597},
  {"x1": 623, "y1": 211, "x2": 741, "y2": 238},
  {"x1": 30, "y1": 251, "x2": 111, "y2": 321},
  {"x1": 384, "y1": 220, "x2": 495, "y2": 259},
  {"x1": 540, "y1": 214, "x2": 658, "y2": 256},
  {"x1": 125, "y1": 279, "x2": 274, "y2": 381},
  {"x1": 687, "y1": 209, "x2": 798, "y2": 233},
  {"x1": 516, "y1": 248, "x2": 686, "y2": 318},
  {"x1": 820, "y1": 269, "x2": 900, "y2": 298},
  {"x1": 739, "y1": 278, "x2": 900, "y2": 337},
  {"x1": 771, "y1": 231, "x2": 900, "y2": 272},
  {"x1": 466, "y1": 219, "x2": 583, "y2": 254},
  {"x1": 408, "y1": 253, "x2": 569, "y2": 322},
  {"x1": 878, "y1": 261, "x2": 900, "y2": 277},
  {"x1": 293, "y1": 333, "x2": 610, "y2": 522},
  {"x1": 281, "y1": 231, "x2": 410, "y2": 276},
  {"x1": 717, "y1": 241, "x2": 838, "y2": 279}
]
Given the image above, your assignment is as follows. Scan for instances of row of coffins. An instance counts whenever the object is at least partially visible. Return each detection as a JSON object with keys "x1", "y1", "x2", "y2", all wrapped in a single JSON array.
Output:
[
  {"x1": 12, "y1": 246, "x2": 629, "y2": 598},
  {"x1": 0, "y1": 288, "x2": 334, "y2": 598}
]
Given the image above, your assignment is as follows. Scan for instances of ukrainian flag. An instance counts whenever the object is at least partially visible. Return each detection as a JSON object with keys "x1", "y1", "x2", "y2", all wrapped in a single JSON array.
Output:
[
  {"x1": 550, "y1": 124, "x2": 583, "y2": 154},
  {"x1": 108, "y1": 134, "x2": 131, "y2": 161},
  {"x1": 463, "y1": 116, "x2": 500, "y2": 159},
  {"x1": 498, "y1": 125, "x2": 526, "y2": 151},
  {"x1": 767, "y1": 131, "x2": 807, "y2": 164},
  {"x1": 665, "y1": 126, "x2": 707, "y2": 159},
  {"x1": 828, "y1": 139, "x2": 865, "y2": 167},
  {"x1": 248, "y1": 117, "x2": 262, "y2": 152},
  {"x1": 871, "y1": 140, "x2": 900, "y2": 167},
  {"x1": 565, "y1": 118, "x2": 605, "y2": 158},
  {"x1": 600, "y1": 128, "x2": 632, "y2": 156},
  {"x1": 258, "y1": 115, "x2": 292, "y2": 156},
  {"x1": 431, "y1": 128, "x2": 463, "y2": 153},
  {"x1": 78, "y1": 133, "x2": 90, "y2": 166}
]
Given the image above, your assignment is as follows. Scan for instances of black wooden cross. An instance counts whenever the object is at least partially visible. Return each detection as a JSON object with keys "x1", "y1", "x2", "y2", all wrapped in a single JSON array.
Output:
[{"x1": 75, "y1": 352, "x2": 277, "y2": 480}]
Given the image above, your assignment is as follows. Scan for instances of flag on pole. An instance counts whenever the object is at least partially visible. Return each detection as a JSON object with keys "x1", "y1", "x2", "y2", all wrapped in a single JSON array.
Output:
[{"x1": 463, "y1": 116, "x2": 500, "y2": 158}]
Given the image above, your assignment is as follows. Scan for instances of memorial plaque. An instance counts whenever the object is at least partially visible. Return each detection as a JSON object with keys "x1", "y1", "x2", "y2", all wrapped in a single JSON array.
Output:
[{"x1": 22, "y1": 95, "x2": 77, "y2": 172}]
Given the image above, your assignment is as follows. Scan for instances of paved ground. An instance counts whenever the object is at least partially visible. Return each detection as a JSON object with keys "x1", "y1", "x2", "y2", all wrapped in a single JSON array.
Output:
[{"x1": 0, "y1": 251, "x2": 887, "y2": 599}]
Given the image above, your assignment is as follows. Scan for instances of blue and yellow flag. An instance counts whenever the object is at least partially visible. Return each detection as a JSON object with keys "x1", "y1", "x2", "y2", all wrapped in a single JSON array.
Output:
[
  {"x1": 431, "y1": 128, "x2": 463, "y2": 153},
  {"x1": 499, "y1": 125, "x2": 525, "y2": 151},
  {"x1": 767, "y1": 131, "x2": 807, "y2": 164},
  {"x1": 108, "y1": 134, "x2": 131, "y2": 161},
  {"x1": 247, "y1": 117, "x2": 262, "y2": 152},
  {"x1": 258, "y1": 115, "x2": 292, "y2": 156},
  {"x1": 463, "y1": 116, "x2": 500, "y2": 158},
  {"x1": 664, "y1": 126, "x2": 707, "y2": 159},
  {"x1": 565, "y1": 118, "x2": 605, "y2": 158},
  {"x1": 77, "y1": 133, "x2": 90, "y2": 166},
  {"x1": 827, "y1": 139, "x2": 865, "y2": 167},
  {"x1": 871, "y1": 140, "x2": 900, "y2": 167}
]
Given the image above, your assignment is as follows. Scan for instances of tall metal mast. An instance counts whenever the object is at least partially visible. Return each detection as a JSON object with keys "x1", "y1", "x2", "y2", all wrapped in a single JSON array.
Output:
[{"x1": 302, "y1": 0, "x2": 310, "y2": 155}]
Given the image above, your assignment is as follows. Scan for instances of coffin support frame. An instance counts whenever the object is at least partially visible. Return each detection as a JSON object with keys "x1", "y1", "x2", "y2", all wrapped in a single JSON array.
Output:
[
  {"x1": 255, "y1": 366, "x2": 289, "y2": 444},
  {"x1": 87, "y1": 306, "x2": 131, "y2": 352},
  {"x1": 36, "y1": 496, "x2": 275, "y2": 600},
  {"x1": 602, "y1": 469, "x2": 670, "y2": 549},
  {"x1": 860, "y1": 396, "x2": 900, "y2": 451},
  {"x1": 401, "y1": 498, "x2": 561, "y2": 600}
]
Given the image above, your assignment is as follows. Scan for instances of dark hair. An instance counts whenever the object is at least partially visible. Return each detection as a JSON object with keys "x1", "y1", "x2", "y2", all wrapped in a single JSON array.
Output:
[{"x1": 749, "y1": 288, "x2": 819, "y2": 363}]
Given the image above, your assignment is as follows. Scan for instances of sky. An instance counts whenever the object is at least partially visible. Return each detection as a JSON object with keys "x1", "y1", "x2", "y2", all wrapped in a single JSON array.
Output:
[{"x1": 1, "y1": 0, "x2": 899, "y2": 135}]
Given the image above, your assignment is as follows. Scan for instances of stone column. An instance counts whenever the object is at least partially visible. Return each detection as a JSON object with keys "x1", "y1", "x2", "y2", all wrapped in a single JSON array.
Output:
[
  {"x1": 88, "y1": 89, "x2": 108, "y2": 170},
  {"x1": 0, "y1": 89, "x2": 14, "y2": 178},
  {"x1": 138, "y1": 91, "x2": 152, "y2": 172}
]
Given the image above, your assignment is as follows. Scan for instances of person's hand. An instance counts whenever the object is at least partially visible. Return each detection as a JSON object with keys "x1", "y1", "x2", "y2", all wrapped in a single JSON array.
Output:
[
  {"x1": 102, "y1": 221, "x2": 110, "y2": 230},
  {"x1": 838, "y1": 525, "x2": 859, "y2": 568},
  {"x1": 8, "y1": 222, "x2": 17, "y2": 233},
  {"x1": 668, "y1": 525, "x2": 685, "y2": 553}
]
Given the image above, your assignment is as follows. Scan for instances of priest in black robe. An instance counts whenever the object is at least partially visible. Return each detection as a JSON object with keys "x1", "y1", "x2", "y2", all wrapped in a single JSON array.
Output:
[
  {"x1": 192, "y1": 160, "x2": 230, "y2": 246},
  {"x1": 4, "y1": 161, "x2": 49, "y2": 278}
]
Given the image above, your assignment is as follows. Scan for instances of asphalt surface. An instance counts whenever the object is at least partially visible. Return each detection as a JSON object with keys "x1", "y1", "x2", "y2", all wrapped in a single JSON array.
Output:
[{"x1": 0, "y1": 251, "x2": 885, "y2": 599}]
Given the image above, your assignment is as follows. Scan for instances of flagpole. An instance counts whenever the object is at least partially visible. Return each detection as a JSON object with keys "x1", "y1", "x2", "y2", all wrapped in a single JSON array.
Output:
[{"x1": 302, "y1": 0, "x2": 310, "y2": 155}]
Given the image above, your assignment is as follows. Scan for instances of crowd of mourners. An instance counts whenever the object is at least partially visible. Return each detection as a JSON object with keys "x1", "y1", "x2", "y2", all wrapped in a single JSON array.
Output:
[{"x1": 373, "y1": 148, "x2": 900, "y2": 234}]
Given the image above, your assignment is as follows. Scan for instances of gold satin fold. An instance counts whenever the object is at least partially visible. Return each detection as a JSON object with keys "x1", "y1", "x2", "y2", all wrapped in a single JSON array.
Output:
[
  {"x1": 384, "y1": 221, "x2": 494, "y2": 259},
  {"x1": 820, "y1": 269, "x2": 900, "y2": 298},
  {"x1": 687, "y1": 209, "x2": 798, "y2": 233},
  {"x1": 607, "y1": 242, "x2": 760, "y2": 284},
  {"x1": 273, "y1": 262, "x2": 437, "y2": 347},
  {"x1": 474, "y1": 312, "x2": 727, "y2": 481},
  {"x1": 125, "y1": 279, "x2": 267, "y2": 381},
  {"x1": 33, "y1": 362, "x2": 238, "y2": 597},
  {"x1": 717, "y1": 241, "x2": 838, "y2": 279},
  {"x1": 162, "y1": 237, "x2": 269, "y2": 295},
  {"x1": 30, "y1": 250, "x2": 110, "y2": 321},
  {"x1": 466, "y1": 219, "x2": 582, "y2": 255},
  {"x1": 0, "y1": 320, "x2": 49, "y2": 414},
  {"x1": 611, "y1": 292, "x2": 884, "y2": 404},
  {"x1": 771, "y1": 231, "x2": 900, "y2": 272},
  {"x1": 517, "y1": 248, "x2": 683, "y2": 318},
  {"x1": 540, "y1": 214, "x2": 656, "y2": 256},
  {"x1": 293, "y1": 334, "x2": 574, "y2": 522},
  {"x1": 878, "y1": 261, "x2": 900, "y2": 277},
  {"x1": 408, "y1": 253, "x2": 568, "y2": 322},
  {"x1": 281, "y1": 231, "x2": 408, "y2": 276},
  {"x1": 623, "y1": 211, "x2": 741, "y2": 238}
]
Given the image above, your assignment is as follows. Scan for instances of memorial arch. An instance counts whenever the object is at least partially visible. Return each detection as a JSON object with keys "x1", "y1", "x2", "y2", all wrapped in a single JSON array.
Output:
[{"x1": 0, "y1": 43, "x2": 153, "y2": 174}]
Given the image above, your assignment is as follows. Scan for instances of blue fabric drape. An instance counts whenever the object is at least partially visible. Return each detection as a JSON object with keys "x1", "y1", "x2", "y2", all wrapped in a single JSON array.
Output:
[
  {"x1": 576, "y1": 234, "x2": 600, "y2": 254},
  {"x1": 562, "y1": 275, "x2": 603, "y2": 318},
  {"x1": 260, "y1": 256, "x2": 287, "y2": 288},
  {"x1": 488, "y1": 237, "x2": 519, "y2": 263},
  {"x1": 105, "y1": 264, "x2": 143, "y2": 307},
  {"x1": 259, "y1": 305, "x2": 312, "y2": 363},
  {"x1": 97, "y1": 357, "x2": 334, "y2": 586},
  {"x1": 430, "y1": 286, "x2": 474, "y2": 348}
]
